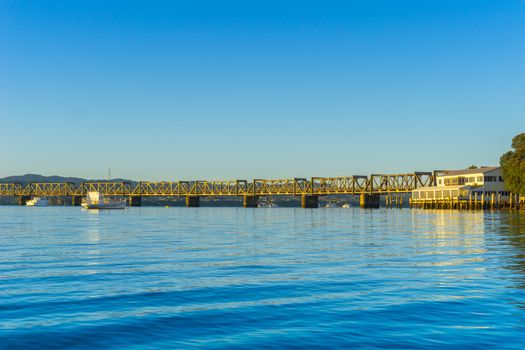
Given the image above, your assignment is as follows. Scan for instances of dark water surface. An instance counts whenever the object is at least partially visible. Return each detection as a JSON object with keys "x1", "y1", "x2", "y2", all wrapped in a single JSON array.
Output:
[{"x1": 1, "y1": 207, "x2": 525, "y2": 349}]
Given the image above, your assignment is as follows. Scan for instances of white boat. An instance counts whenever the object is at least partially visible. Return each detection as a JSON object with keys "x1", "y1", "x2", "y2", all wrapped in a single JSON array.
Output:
[
  {"x1": 258, "y1": 203, "x2": 279, "y2": 208},
  {"x1": 258, "y1": 199, "x2": 279, "y2": 208},
  {"x1": 81, "y1": 191, "x2": 127, "y2": 209},
  {"x1": 342, "y1": 203, "x2": 351, "y2": 208},
  {"x1": 26, "y1": 197, "x2": 49, "y2": 206},
  {"x1": 324, "y1": 201, "x2": 337, "y2": 208}
]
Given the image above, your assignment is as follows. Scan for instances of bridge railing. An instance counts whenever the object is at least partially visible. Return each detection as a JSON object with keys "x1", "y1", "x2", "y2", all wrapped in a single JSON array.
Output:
[
  {"x1": 23, "y1": 182, "x2": 77, "y2": 196},
  {"x1": 194, "y1": 180, "x2": 248, "y2": 196},
  {"x1": 135, "y1": 181, "x2": 180, "y2": 196},
  {"x1": 0, "y1": 183, "x2": 23, "y2": 196},
  {"x1": 369, "y1": 173, "x2": 434, "y2": 193},
  {"x1": 252, "y1": 179, "x2": 309, "y2": 196},
  {"x1": 312, "y1": 176, "x2": 368, "y2": 195},
  {"x1": 78, "y1": 182, "x2": 133, "y2": 196}
]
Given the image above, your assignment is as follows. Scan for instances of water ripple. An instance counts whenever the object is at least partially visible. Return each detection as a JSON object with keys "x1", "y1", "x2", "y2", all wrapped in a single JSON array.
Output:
[{"x1": 1, "y1": 207, "x2": 525, "y2": 348}]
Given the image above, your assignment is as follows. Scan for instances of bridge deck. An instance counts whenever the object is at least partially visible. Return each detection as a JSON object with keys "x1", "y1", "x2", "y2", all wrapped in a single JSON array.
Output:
[{"x1": 0, "y1": 173, "x2": 435, "y2": 197}]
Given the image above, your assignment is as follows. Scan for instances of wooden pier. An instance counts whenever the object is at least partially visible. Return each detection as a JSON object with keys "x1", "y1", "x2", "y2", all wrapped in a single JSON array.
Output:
[{"x1": 410, "y1": 193, "x2": 523, "y2": 210}]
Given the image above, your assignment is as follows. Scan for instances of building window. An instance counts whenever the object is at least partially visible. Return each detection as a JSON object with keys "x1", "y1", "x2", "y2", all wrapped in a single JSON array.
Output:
[{"x1": 477, "y1": 176, "x2": 482, "y2": 182}]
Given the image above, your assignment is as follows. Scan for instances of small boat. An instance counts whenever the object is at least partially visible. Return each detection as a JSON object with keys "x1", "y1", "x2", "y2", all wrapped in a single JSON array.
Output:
[
  {"x1": 81, "y1": 191, "x2": 126, "y2": 209},
  {"x1": 258, "y1": 198, "x2": 279, "y2": 208},
  {"x1": 26, "y1": 197, "x2": 49, "y2": 206},
  {"x1": 258, "y1": 202, "x2": 279, "y2": 208},
  {"x1": 324, "y1": 201, "x2": 337, "y2": 208},
  {"x1": 342, "y1": 203, "x2": 351, "y2": 208}
]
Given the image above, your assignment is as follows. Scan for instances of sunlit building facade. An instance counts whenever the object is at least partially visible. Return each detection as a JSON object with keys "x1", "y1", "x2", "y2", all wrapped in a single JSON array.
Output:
[{"x1": 412, "y1": 166, "x2": 510, "y2": 202}]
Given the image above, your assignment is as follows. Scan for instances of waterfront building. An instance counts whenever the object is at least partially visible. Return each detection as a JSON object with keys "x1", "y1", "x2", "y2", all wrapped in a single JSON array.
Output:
[{"x1": 412, "y1": 166, "x2": 510, "y2": 205}]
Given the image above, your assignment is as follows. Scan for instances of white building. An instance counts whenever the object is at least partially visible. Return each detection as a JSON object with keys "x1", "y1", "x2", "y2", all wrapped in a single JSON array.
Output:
[{"x1": 412, "y1": 166, "x2": 510, "y2": 202}]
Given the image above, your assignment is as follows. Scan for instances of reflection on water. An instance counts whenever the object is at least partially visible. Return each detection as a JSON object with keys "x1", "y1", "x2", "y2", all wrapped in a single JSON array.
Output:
[
  {"x1": 411, "y1": 210, "x2": 487, "y2": 267},
  {"x1": 83, "y1": 211, "x2": 101, "y2": 276},
  {"x1": 86, "y1": 210, "x2": 101, "y2": 243},
  {"x1": 412, "y1": 209, "x2": 485, "y2": 239},
  {"x1": 1, "y1": 207, "x2": 525, "y2": 348}
]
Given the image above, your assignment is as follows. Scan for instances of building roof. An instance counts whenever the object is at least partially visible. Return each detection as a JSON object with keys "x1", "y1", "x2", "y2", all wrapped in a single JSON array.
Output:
[{"x1": 441, "y1": 166, "x2": 499, "y2": 176}]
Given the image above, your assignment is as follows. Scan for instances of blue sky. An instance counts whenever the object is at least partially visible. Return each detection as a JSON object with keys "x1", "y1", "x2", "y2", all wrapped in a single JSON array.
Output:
[{"x1": 1, "y1": 0, "x2": 524, "y2": 180}]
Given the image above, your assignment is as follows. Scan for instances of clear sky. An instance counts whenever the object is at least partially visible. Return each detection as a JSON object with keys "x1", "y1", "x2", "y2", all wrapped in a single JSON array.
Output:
[{"x1": 1, "y1": 0, "x2": 524, "y2": 180}]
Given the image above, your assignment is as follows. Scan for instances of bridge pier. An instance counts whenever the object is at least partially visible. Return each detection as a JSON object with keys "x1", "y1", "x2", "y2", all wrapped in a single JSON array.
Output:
[
  {"x1": 243, "y1": 195, "x2": 259, "y2": 208},
  {"x1": 72, "y1": 196, "x2": 82, "y2": 206},
  {"x1": 301, "y1": 194, "x2": 319, "y2": 208},
  {"x1": 18, "y1": 196, "x2": 31, "y2": 206},
  {"x1": 186, "y1": 196, "x2": 200, "y2": 207},
  {"x1": 129, "y1": 196, "x2": 142, "y2": 207},
  {"x1": 360, "y1": 194, "x2": 380, "y2": 209}
]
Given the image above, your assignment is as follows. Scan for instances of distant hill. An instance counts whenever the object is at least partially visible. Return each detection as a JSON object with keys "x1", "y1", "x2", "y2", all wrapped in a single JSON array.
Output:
[{"x1": 0, "y1": 174, "x2": 136, "y2": 185}]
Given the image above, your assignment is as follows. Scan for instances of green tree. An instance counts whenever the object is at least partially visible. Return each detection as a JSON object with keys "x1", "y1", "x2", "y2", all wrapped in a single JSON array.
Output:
[{"x1": 500, "y1": 133, "x2": 525, "y2": 195}]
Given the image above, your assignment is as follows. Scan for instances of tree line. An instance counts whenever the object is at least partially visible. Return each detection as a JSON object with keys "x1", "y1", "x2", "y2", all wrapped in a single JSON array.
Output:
[{"x1": 500, "y1": 133, "x2": 525, "y2": 195}]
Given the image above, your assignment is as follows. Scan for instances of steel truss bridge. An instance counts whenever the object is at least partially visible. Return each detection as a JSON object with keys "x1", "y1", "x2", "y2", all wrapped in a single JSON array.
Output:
[{"x1": 0, "y1": 172, "x2": 436, "y2": 207}]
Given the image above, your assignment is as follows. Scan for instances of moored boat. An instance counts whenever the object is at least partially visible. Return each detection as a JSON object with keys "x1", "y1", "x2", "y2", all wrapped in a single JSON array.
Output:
[
  {"x1": 26, "y1": 197, "x2": 49, "y2": 206},
  {"x1": 81, "y1": 191, "x2": 126, "y2": 209},
  {"x1": 258, "y1": 198, "x2": 279, "y2": 208}
]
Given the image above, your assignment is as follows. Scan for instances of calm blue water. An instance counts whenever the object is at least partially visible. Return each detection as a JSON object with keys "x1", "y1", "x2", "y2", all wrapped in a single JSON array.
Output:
[{"x1": 1, "y1": 207, "x2": 525, "y2": 349}]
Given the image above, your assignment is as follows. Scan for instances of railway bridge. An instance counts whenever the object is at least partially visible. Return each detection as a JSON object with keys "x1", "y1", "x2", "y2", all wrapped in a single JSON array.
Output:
[{"x1": 0, "y1": 172, "x2": 437, "y2": 208}]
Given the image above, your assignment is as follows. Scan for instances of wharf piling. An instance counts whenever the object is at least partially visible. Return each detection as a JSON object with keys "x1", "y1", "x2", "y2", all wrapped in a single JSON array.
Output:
[
  {"x1": 410, "y1": 193, "x2": 522, "y2": 210},
  {"x1": 385, "y1": 194, "x2": 403, "y2": 209}
]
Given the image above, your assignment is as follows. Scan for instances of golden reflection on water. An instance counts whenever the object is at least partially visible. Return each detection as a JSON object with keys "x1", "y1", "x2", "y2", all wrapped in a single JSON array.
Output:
[
  {"x1": 83, "y1": 210, "x2": 101, "y2": 275},
  {"x1": 411, "y1": 209, "x2": 486, "y2": 248},
  {"x1": 410, "y1": 210, "x2": 525, "y2": 295},
  {"x1": 86, "y1": 210, "x2": 101, "y2": 244},
  {"x1": 409, "y1": 210, "x2": 488, "y2": 292}
]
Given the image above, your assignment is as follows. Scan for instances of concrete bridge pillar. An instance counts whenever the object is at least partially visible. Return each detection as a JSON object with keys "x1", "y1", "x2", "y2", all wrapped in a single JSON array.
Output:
[
  {"x1": 129, "y1": 196, "x2": 142, "y2": 207},
  {"x1": 360, "y1": 193, "x2": 380, "y2": 209},
  {"x1": 18, "y1": 196, "x2": 31, "y2": 206},
  {"x1": 72, "y1": 196, "x2": 82, "y2": 206},
  {"x1": 186, "y1": 196, "x2": 200, "y2": 207},
  {"x1": 301, "y1": 194, "x2": 319, "y2": 208},
  {"x1": 243, "y1": 195, "x2": 259, "y2": 208}
]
